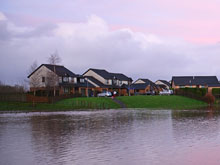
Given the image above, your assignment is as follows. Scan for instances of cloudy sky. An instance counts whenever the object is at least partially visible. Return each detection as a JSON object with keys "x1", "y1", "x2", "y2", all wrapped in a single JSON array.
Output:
[{"x1": 1, "y1": 0, "x2": 220, "y2": 84}]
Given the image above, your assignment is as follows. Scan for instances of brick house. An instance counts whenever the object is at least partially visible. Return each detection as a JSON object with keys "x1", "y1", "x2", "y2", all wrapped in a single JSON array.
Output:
[
  {"x1": 28, "y1": 64, "x2": 94, "y2": 96},
  {"x1": 171, "y1": 76, "x2": 220, "y2": 93},
  {"x1": 130, "y1": 78, "x2": 159, "y2": 95},
  {"x1": 83, "y1": 68, "x2": 132, "y2": 96},
  {"x1": 155, "y1": 80, "x2": 171, "y2": 90}
]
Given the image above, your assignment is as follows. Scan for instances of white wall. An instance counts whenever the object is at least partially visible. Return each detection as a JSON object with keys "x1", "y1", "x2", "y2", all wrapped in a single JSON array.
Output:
[
  {"x1": 83, "y1": 70, "x2": 106, "y2": 84},
  {"x1": 29, "y1": 65, "x2": 58, "y2": 88}
]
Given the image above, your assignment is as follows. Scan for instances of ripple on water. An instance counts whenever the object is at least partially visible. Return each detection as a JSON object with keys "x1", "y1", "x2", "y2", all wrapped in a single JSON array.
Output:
[{"x1": 1, "y1": 109, "x2": 220, "y2": 165}]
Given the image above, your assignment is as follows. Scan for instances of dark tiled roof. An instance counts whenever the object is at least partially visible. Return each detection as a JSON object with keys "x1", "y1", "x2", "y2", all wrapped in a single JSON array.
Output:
[
  {"x1": 207, "y1": 84, "x2": 220, "y2": 87},
  {"x1": 172, "y1": 76, "x2": 219, "y2": 86},
  {"x1": 157, "y1": 80, "x2": 171, "y2": 87},
  {"x1": 85, "y1": 76, "x2": 128, "y2": 89},
  {"x1": 88, "y1": 68, "x2": 112, "y2": 79},
  {"x1": 132, "y1": 78, "x2": 159, "y2": 90},
  {"x1": 110, "y1": 73, "x2": 132, "y2": 81},
  {"x1": 28, "y1": 64, "x2": 76, "y2": 78},
  {"x1": 137, "y1": 79, "x2": 153, "y2": 84},
  {"x1": 84, "y1": 76, "x2": 106, "y2": 88},
  {"x1": 59, "y1": 80, "x2": 95, "y2": 88},
  {"x1": 85, "y1": 68, "x2": 132, "y2": 81},
  {"x1": 44, "y1": 64, "x2": 76, "y2": 77},
  {"x1": 130, "y1": 83, "x2": 150, "y2": 90}
]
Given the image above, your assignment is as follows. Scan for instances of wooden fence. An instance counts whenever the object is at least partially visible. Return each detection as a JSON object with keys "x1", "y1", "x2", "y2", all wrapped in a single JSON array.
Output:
[{"x1": 0, "y1": 93, "x2": 27, "y2": 102}]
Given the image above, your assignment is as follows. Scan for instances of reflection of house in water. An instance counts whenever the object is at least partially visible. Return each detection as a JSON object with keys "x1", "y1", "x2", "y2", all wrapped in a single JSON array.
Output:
[
  {"x1": 29, "y1": 111, "x2": 174, "y2": 164},
  {"x1": 171, "y1": 111, "x2": 220, "y2": 143}
]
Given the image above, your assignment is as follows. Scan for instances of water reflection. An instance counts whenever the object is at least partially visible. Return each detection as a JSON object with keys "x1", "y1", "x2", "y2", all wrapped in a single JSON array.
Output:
[{"x1": 1, "y1": 110, "x2": 220, "y2": 165}]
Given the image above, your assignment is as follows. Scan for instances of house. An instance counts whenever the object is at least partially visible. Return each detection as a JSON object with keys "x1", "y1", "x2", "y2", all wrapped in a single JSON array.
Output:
[
  {"x1": 155, "y1": 80, "x2": 171, "y2": 90},
  {"x1": 83, "y1": 68, "x2": 132, "y2": 96},
  {"x1": 28, "y1": 64, "x2": 95, "y2": 96},
  {"x1": 130, "y1": 78, "x2": 159, "y2": 95},
  {"x1": 171, "y1": 76, "x2": 220, "y2": 93}
]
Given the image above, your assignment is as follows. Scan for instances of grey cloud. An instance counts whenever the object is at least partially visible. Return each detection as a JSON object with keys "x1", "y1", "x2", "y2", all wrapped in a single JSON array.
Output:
[{"x1": 1, "y1": 14, "x2": 220, "y2": 85}]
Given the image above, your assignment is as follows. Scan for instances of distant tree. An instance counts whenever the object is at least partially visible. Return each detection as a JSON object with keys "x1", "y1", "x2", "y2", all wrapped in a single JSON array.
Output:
[
  {"x1": 47, "y1": 51, "x2": 62, "y2": 96},
  {"x1": 48, "y1": 50, "x2": 61, "y2": 65},
  {"x1": 204, "y1": 93, "x2": 215, "y2": 105},
  {"x1": 28, "y1": 61, "x2": 38, "y2": 75}
]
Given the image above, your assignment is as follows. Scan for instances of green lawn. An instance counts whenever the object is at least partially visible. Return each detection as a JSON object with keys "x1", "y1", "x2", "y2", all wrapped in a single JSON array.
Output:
[
  {"x1": 116, "y1": 95, "x2": 207, "y2": 110},
  {"x1": 56, "y1": 97, "x2": 120, "y2": 109},
  {"x1": 0, "y1": 97, "x2": 120, "y2": 111},
  {"x1": 0, "y1": 95, "x2": 208, "y2": 111}
]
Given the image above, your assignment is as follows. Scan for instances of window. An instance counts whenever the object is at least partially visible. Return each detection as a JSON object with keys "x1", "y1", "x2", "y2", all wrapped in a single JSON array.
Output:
[
  {"x1": 59, "y1": 77, "x2": 62, "y2": 83},
  {"x1": 64, "y1": 87, "x2": 70, "y2": 94},
  {"x1": 80, "y1": 78, "x2": 85, "y2": 83},
  {"x1": 74, "y1": 78, "x2": 77, "y2": 83},
  {"x1": 63, "y1": 77, "x2": 69, "y2": 82},
  {"x1": 42, "y1": 77, "x2": 45, "y2": 82},
  {"x1": 106, "y1": 80, "x2": 109, "y2": 84}
]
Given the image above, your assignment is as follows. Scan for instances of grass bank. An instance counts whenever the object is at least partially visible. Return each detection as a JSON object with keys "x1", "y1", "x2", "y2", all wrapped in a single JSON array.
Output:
[
  {"x1": 116, "y1": 95, "x2": 207, "y2": 110},
  {"x1": 0, "y1": 95, "x2": 208, "y2": 111},
  {"x1": 0, "y1": 97, "x2": 120, "y2": 111}
]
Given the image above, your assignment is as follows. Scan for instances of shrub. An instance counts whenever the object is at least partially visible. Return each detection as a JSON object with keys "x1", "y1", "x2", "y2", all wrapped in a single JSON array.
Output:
[
  {"x1": 203, "y1": 93, "x2": 215, "y2": 105},
  {"x1": 212, "y1": 88, "x2": 220, "y2": 95},
  {"x1": 177, "y1": 87, "x2": 207, "y2": 97}
]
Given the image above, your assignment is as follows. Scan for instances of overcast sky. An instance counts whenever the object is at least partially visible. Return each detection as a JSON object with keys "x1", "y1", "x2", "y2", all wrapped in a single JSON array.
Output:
[{"x1": 1, "y1": 0, "x2": 220, "y2": 84}]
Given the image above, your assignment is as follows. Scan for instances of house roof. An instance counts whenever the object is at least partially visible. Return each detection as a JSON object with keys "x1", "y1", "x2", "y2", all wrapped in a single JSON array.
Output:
[
  {"x1": 84, "y1": 76, "x2": 106, "y2": 88},
  {"x1": 85, "y1": 76, "x2": 128, "y2": 89},
  {"x1": 172, "y1": 76, "x2": 219, "y2": 86},
  {"x1": 156, "y1": 80, "x2": 171, "y2": 87},
  {"x1": 84, "y1": 68, "x2": 132, "y2": 81},
  {"x1": 28, "y1": 64, "x2": 76, "y2": 78},
  {"x1": 131, "y1": 78, "x2": 158, "y2": 90},
  {"x1": 59, "y1": 80, "x2": 95, "y2": 88},
  {"x1": 135, "y1": 78, "x2": 153, "y2": 84},
  {"x1": 130, "y1": 83, "x2": 150, "y2": 90}
]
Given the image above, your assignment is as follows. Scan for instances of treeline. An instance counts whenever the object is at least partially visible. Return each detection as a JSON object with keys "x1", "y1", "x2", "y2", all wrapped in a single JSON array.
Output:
[
  {"x1": 0, "y1": 81, "x2": 27, "y2": 102},
  {"x1": 0, "y1": 81, "x2": 26, "y2": 94}
]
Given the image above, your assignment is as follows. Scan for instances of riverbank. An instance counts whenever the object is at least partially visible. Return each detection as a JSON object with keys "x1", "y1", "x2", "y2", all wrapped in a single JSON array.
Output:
[
  {"x1": 116, "y1": 95, "x2": 207, "y2": 110},
  {"x1": 0, "y1": 95, "x2": 208, "y2": 111},
  {"x1": 0, "y1": 97, "x2": 120, "y2": 111}
]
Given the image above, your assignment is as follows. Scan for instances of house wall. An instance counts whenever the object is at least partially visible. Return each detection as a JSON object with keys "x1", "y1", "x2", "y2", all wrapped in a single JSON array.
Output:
[
  {"x1": 83, "y1": 70, "x2": 106, "y2": 85},
  {"x1": 155, "y1": 81, "x2": 169, "y2": 89},
  {"x1": 86, "y1": 79, "x2": 99, "y2": 87},
  {"x1": 208, "y1": 87, "x2": 220, "y2": 93},
  {"x1": 122, "y1": 80, "x2": 129, "y2": 85},
  {"x1": 134, "y1": 79, "x2": 146, "y2": 84},
  {"x1": 29, "y1": 65, "x2": 58, "y2": 88}
]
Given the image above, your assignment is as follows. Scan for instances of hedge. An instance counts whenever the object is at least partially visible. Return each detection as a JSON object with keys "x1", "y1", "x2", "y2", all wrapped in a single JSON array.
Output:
[
  {"x1": 176, "y1": 87, "x2": 207, "y2": 97},
  {"x1": 212, "y1": 88, "x2": 220, "y2": 95}
]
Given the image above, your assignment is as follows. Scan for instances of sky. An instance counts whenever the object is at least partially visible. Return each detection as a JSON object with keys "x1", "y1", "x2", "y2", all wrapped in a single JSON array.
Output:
[{"x1": 1, "y1": 0, "x2": 220, "y2": 84}]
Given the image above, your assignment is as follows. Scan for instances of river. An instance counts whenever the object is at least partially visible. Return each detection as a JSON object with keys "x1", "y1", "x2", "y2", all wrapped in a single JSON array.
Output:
[{"x1": 1, "y1": 109, "x2": 220, "y2": 165}]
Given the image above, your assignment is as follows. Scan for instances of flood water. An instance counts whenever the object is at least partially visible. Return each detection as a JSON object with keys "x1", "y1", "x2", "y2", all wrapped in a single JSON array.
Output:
[{"x1": 1, "y1": 109, "x2": 220, "y2": 165}]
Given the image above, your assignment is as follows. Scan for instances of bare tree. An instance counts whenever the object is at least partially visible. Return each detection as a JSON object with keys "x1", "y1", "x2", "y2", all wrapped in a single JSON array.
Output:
[
  {"x1": 48, "y1": 50, "x2": 61, "y2": 65},
  {"x1": 28, "y1": 61, "x2": 40, "y2": 96},
  {"x1": 28, "y1": 61, "x2": 38, "y2": 75},
  {"x1": 47, "y1": 51, "x2": 62, "y2": 96}
]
